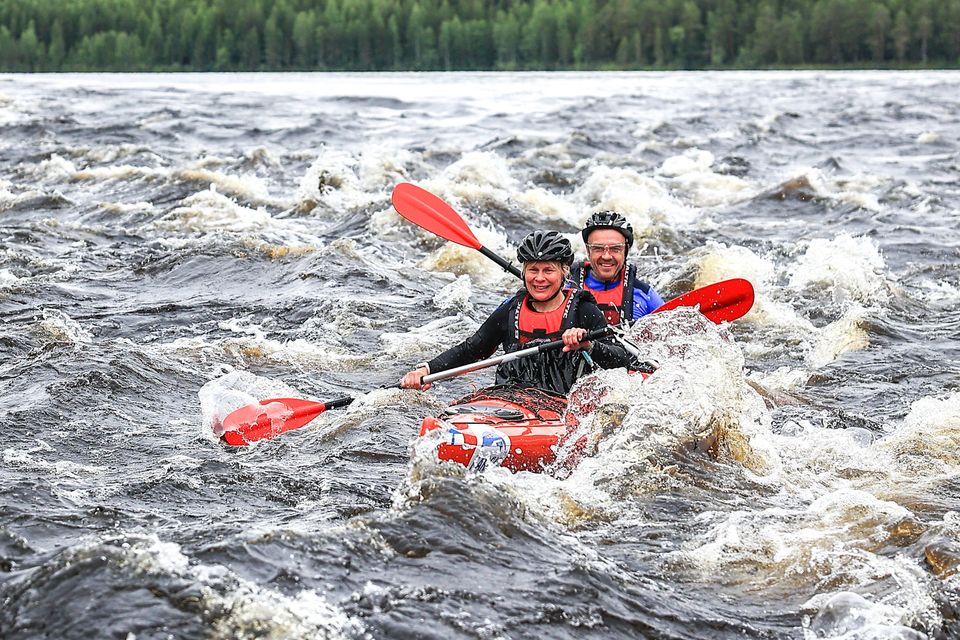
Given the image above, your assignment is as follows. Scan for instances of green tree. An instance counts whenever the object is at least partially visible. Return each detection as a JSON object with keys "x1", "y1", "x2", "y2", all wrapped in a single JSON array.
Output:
[
  {"x1": 240, "y1": 26, "x2": 260, "y2": 69},
  {"x1": 945, "y1": 0, "x2": 960, "y2": 62},
  {"x1": 387, "y1": 14, "x2": 401, "y2": 68},
  {"x1": 751, "y1": 1, "x2": 777, "y2": 64},
  {"x1": 916, "y1": 0, "x2": 933, "y2": 63},
  {"x1": 18, "y1": 20, "x2": 43, "y2": 71},
  {"x1": 264, "y1": 11, "x2": 282, "y2": 68},
  {"x1": 868, "y1": 3, "x2": 890, "y2": 63},
  {"x1": 677, "y1": 0, "x2": 703, "y2": 66},
  {"x1": 892, "y1": 9, "x2": 910, "y2": 62},
  {"x1": 292, "y1": 10, "x2": 317, "y2": 67},
  {"x1": 522, "y1": 0, "x2": 558, "y2": 67},
  {"x1": 493, "y1": 9, "x2": 520, "y2": 68},
  {"x1": 48, "y1": 18, "x2": 66, "y2": 69},
  {"x1": 116, "y1": 32, "x2": 145, "y2": 70},
  {"x1": 0, "y1": 27, "x2": 19, "y2": 71}
]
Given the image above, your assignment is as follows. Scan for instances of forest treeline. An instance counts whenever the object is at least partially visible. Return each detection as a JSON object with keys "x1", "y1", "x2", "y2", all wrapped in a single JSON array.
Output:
[{"x1": 1, "y1": 0, "x2": 959, "y2": 71}]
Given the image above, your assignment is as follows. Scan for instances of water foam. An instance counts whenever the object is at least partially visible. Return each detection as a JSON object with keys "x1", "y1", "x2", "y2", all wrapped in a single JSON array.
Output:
[
  {"x1": 443, "y1": 150, "x2": 518, "y2": 189},
  {"x1": 297, "y1": 145, "x2": 411, "y2": 212},
  {"x1": 788, "y1": 233, "x2": 888, "y2": 304},
  {"x1": 534, "y1": 311, "x2": 771, "y2": 516},
  {"x1": 805, "y1": 304, "x2": 871, "y2": 369},
  {"x1": 512, "y1": 186, "x2": 580, "y2": 227},
  {"x1": 213, "y1": 316, "x2": 369, "y2": 371},
  {"x1": 657, "y1": 148, "x2": 756, "y2": 208},
  {"x1": 71, "y1": 534, "x2": 363, "y2": 639},
  {"x1": 0, "y1": 93, "x2": 27, "y2": 125},
  {"x1": 38, "y1": 308, "x2": 93, "y2": 345},
  {"x1": 0, "y1": 267, "x2": 20, "y2": 288},
  {"x1": 22, "y1": 154, "x2": 76, "y2": 181},
  {"x1": 692, "y1": 238, "x2": 880, "y2": 371},
  {"x1": 96, "y1": 201, "x2": 157, "y2": 215},
  {"x1": 433, "y1": 274, "x2": 476, "y2": 312},
  {"x1": 694, "y1": 241, "x2": 776, "y2": 292},
  {"x1": 72, "y1": 164, "x2": 166, "y2": 182},
  {"x1": 671, "y1": 387, "x2": 957, "y2": 636},
  {"x1": 198, "y1": 370, "x2": 302, "y2": 437},
  {"x1": 0, "y1": 179, "x2": 45, "y2": 211},
  {"x1": 2, "y1": 443, "x2": 107, "y2": 478},
  {"x1": 175, "y1": 167, "x2": 278, "y2": 204},
  {"x1": 379, "y1": 314, "x2": 481, "y2": 360},
  {"x1": 574, "y1": 164, "x2": 696, "y2": 233},
  {"x1": 373, "y1": 182, "x2": 516, "y2": 286},
  {"x1": 802, "y1": 591, "x2": 928, "y2": 640},
  {"x1": 153, "y1": 187, "x2": 273, "y2": 233},
  {"x1": 874, "y1": 391, "x2": 960, "y2": 474},
  {"x1": 793, "y1": 167, "x2": 884, "y2": 212}
]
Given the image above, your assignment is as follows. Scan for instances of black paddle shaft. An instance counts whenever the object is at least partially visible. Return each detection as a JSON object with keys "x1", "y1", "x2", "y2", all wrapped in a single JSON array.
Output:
[
  {"x1": 479, "y1": 246, "x2": 523, "y2": 279},
  {"x1": 537, "y1": 327, "x2": 613, "y2": 353}
]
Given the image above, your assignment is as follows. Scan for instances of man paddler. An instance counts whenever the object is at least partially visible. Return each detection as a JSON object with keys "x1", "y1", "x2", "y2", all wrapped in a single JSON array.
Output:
[{"x1": 570, "y1": 211, "x2": 664, "y2": 326}]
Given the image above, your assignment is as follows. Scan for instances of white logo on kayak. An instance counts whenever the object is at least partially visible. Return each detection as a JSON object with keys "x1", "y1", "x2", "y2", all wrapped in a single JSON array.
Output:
[{"x1": 466, "y1": 426, "x2": 510, "y2": 473}]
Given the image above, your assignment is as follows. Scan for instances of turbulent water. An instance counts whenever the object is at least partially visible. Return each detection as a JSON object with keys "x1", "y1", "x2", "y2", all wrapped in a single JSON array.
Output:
[{"x1": 1, "y1": 71, "x2": 959, "y2": 640}]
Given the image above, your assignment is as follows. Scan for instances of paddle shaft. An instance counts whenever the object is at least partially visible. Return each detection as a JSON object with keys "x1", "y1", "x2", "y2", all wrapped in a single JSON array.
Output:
[
  {"x1": 479, "y1": 246, "x2": 523, "y2": 278},
  {"x1": 228, "y1": 327, "x2": 607, "y2": 441},
  {"x1": 420, "y1": 327, "x2": 610, "y2": 385}
]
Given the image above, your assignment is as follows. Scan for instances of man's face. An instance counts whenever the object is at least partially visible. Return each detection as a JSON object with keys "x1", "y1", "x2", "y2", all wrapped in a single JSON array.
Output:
[{"x1": 585, "y1": 228, "x2": 627, "y2": 282}]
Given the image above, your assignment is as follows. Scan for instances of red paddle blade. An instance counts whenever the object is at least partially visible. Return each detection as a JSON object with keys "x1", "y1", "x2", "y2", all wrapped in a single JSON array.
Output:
[
  {"x1": 654, "y1": 278, "x2": 755, "y2": 324},
  {"x1": 220, "y1": 397, "x2": 328, "y2": 446},
  {"x1": 391, "y1": 183, "x2": 482, "y2": 250}
]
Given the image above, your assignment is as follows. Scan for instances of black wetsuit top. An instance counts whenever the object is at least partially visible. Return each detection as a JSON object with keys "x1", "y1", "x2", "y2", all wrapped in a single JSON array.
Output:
[{"x1": 427, "y1": 289, "x2": 629, "y2": 395}]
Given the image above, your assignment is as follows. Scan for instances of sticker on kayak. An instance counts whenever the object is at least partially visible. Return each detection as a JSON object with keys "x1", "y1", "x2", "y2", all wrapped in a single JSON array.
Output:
[{"x1": 444, "y1": 425, "x2": 511, "y2": 472}]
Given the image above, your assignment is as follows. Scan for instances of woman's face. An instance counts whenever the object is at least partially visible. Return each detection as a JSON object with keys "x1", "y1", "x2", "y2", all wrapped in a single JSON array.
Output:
[{"x1": 523, "y1": 261, "x2": 565, "y2": 302}]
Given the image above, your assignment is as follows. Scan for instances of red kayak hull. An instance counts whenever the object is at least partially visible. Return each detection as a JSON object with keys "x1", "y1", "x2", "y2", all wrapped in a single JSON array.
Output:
[{"x1": 418, "y1": 386, "x2": 573, "y2": 473}]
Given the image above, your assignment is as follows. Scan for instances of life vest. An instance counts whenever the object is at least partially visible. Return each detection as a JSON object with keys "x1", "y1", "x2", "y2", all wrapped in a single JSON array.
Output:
[
  {"x1": 570, "y1": 261, "x2": 638, "y2": 325},
  {"x1": 515, "y1": 288, "x2": 575, "y2": 344},
  {"x1": 495, "y1": 289, "x2": 592, "y2": 395}
]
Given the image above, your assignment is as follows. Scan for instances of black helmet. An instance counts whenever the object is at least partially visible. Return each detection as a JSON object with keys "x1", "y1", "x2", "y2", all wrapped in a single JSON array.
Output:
[
  {"x1": 581, "y1": 210, "x2": 634, "y2": 248},
  {"x1": 517, "y1": 230, "x2": 574, "y2": 265}
]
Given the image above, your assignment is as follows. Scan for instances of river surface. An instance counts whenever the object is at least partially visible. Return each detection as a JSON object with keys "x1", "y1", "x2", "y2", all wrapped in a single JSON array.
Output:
[{"x1": 1, "y1": 71, "x2": 959, "y2": 639}]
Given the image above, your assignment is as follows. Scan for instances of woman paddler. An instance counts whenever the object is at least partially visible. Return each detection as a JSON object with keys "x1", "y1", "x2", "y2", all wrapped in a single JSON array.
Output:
[{"x1": 400, "y1": 230, "x2": 629, "y2": 396}]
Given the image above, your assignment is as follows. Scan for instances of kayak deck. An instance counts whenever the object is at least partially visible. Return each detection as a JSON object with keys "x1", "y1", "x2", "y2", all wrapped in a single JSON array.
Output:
[{"x1": 418, "y1": 386, "x2": 572, "y2": 472}]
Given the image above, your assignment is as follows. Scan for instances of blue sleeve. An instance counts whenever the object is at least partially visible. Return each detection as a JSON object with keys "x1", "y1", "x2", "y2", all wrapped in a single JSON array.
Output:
[{"x1": 632, "y1": 284, "x2": 665, "y2": 318}]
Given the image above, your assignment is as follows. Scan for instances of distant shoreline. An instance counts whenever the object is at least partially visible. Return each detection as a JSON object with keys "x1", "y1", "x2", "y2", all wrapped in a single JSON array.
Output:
[
  {"x1": 3, "y1": 65, "x2": 959, "y2": 74},
  {"x1": 3, "y1": 0, "x2": 959, "y2": 74}
]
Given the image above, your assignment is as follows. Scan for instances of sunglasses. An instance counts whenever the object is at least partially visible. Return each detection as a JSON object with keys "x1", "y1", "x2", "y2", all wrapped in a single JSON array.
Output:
[{"x1": 586, "y1": 243, "x2": 626, "y2": 256}]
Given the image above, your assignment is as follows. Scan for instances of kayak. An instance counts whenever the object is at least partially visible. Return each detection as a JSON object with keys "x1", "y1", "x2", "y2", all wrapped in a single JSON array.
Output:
[{"x1": 418, "y1": 385, "x2": 573, "y2": 473}]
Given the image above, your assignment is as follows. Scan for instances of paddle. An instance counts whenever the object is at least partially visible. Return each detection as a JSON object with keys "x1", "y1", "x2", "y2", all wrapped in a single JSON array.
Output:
[
  {"x1": 391, "y1": 184, "x2": 754, "y2": 324},
  {"x1": 218, "y1": 278, "x2": 756, "y2": 446},
  {"x1": 391, "y1": 182, "x2": 523, "y2": 278},
  {"x1": 653, "y1": 278, "x2": 754, "y2": 324},
  {"x1": 219, "y1": 327, "x2": 613, "y2": 446}
]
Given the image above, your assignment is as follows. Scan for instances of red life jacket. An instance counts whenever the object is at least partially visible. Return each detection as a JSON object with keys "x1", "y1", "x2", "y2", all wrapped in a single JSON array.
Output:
[
  {"x1": 570, "y1": 261, "x2": 636, "y2": 326},
  {"x1": 497, "y1": 288, "x2": 591, "y2": 394},
  {"x1": 514, "y1": 289, "x2": 576, "y2": 345}
]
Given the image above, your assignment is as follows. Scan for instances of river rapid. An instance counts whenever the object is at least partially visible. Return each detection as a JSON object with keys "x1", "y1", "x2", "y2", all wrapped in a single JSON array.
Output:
[{"x1": 1, "y1": 71, "x2": 959, "y2": 639}]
